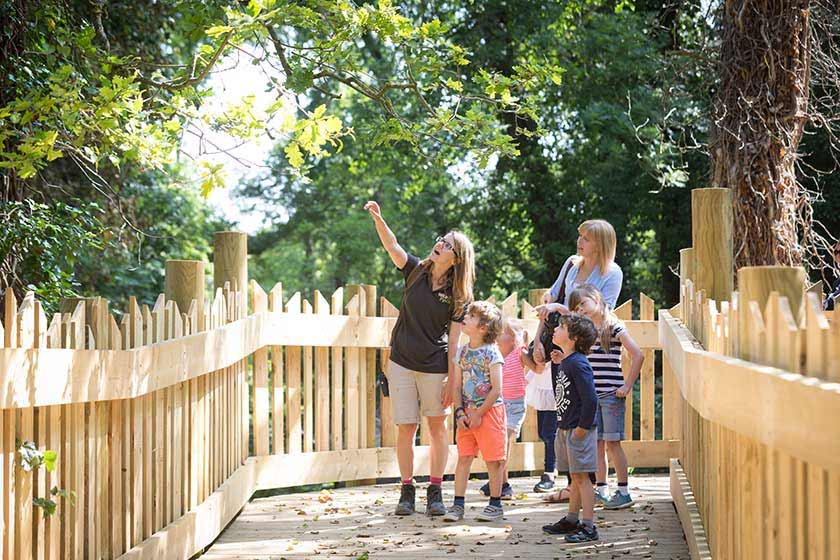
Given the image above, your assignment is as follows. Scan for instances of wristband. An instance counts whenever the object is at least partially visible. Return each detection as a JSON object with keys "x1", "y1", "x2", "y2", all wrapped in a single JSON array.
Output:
[{"x1": 454, "y1": 406, "x2": 465, "y2": 415}]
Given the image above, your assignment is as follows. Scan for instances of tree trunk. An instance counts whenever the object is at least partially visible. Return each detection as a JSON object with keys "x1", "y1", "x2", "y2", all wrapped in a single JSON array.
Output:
[{"x1": 710, "y1": 0, "x2": 811, "y2": 268}]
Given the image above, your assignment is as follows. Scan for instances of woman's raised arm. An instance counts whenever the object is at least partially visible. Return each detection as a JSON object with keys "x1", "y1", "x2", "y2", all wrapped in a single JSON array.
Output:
[{"x1": 364, "y1": 200, "x2": 407, "y2": 269}]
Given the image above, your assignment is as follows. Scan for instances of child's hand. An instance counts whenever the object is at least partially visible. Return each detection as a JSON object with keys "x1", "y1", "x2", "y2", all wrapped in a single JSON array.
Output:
[
  {"x1": 457, "y1": 415, "x2": 470, "y2": 431},
  {"x1": 615, "y1": 384, "x2": 631, "y2": 398},
  {"x1": 467, "y1": 410, "x2": 482, "y2": 429},
  {"x1": 573, "y1": 427, "x2": 587, "y2": 440},
  {"x1": 532, "y1": 341, "x2": 546, "y2": 364},
  {"x1": 363, "y1": 200, "x2": 382, "y2": 219},
  {"x1": 550, "y1": 349, "x2": 563, "y2": 364}
]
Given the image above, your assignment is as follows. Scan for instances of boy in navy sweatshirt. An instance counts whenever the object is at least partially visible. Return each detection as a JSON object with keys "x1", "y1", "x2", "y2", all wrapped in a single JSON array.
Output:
[{"x1": 542, "y1": 312, "x2": 600, "y2": 543}]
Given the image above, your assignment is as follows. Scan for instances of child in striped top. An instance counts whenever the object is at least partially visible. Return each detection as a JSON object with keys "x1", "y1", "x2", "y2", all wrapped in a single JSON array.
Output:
[
  {"x1": 568, "y1": 285, "x2": 644, "y2": 510},
  {"x1": 479, "y1": 319, "x2": 529, "y2": 499}
]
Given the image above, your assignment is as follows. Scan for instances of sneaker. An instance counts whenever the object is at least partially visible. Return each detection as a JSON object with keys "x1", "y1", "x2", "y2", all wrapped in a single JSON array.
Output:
[
  {"x1": 480, "y1": 482, "x2": 512, "y2": 498},
  {"x1": 604, "y1": 490, "x2": 635, "y2": 510},
  {"x1": 476, "y1": 504, "x2": 504, "y2": 522},
  {"x1": 395, "y1": 484, "x2": 416, "y2": 515},
  {"x1": 426, "y1": 485, "x2": 446, "y2": 516},
  {"x1": 533, "y1": 474, "x2": 556, "y2": 493},
  {"x1": 542, "y1": 516, "x2": 581, "y2": 535},
  {"x1": 565, "y1": 524, "x2": 599, "y2": 543},
  {"x1": 594, "y1": 489, "x2": 608, "y2": 507},
  {"x1": 442, "y1": 504, "x2": 465, "y2": 522}
]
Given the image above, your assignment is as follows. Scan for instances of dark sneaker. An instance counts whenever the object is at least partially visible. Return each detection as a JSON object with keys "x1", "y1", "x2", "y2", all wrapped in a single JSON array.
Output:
[
  {"x1": 426, "y1": 485, "x2": 446, "y2": 516},
  {"x1": 534, "y1": 474, "x2": 555, "y2": 493},
  {"x1": 480, "y1": 482, "x2": 512, "y2": 498},
  {"x1": 395, "y1": 484, "x2": 415, "y2": 515},
  {"x1": 604, "y1": 490, "x2": 634, "y2": 510},
  {"x1": 542, "y1": 516, "x2": 581, "y2": 535},
  {"x1": 565, "y1": 524, "x2": 599, "y2": 543},
  {"x1": 476, "y1": 504, "x2": 504, "y2": 522}
]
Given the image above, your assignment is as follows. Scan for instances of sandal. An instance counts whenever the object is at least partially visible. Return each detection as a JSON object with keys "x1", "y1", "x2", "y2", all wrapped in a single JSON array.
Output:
[{"x1": 542, "y1": 487, "x2": 571, "y2": 503}]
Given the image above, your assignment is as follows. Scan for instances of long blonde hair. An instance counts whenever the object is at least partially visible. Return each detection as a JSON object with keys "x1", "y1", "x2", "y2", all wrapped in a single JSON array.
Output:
[
  {"x1": 579, "y1": 219, "x2": 617, "y2": 273},
  {"x1": 418, "y1": 230, "x2": 475, "y2": 315},
  {"x1": 568, "y1": 284, "x2": 618, "y2": 352}
]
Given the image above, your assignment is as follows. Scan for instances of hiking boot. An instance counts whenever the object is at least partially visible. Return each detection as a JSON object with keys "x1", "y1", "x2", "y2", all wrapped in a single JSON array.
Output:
[
  {"x1": 542, "y1": 516, "x2": 581, "y2": 535},
  {"x1": 394, "y1": 484, "x2": 415, "y2": 515},
  {"x1": 476, "y1": 504, "x2": 504, "y2": 522},
  {"x1": 565, "y1": 524, "x2": 599, "y2": 543},
  {"x1": 604, "y1": 490, "x2": 634, "y2": 510},
  {"x1": 442, "y1": 504, "x2": 465, "y2": 522},
  {"x1": 479, "y1": 481, "x2": 491, "y2": 496},
  {"x1": 426, "y1": 485, "x2": 446, "y2": 516},
  {"x1": 533, "y1": 473, "x2": 555, "y2": 493}
]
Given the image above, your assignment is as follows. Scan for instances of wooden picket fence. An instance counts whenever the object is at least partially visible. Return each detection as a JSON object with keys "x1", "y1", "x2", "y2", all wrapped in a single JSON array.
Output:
[
  {"x1": 663, "y1": 188, "x2": 840, "y2": 560},
  {"x1": 0, "y1": 261, "x2": 677, "y2": 560}
]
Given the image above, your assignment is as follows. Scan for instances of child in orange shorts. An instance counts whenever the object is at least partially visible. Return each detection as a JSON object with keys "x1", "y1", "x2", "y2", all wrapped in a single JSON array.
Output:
[{"x1": 443, "y1": 301, "x2": 507, "y2": 523}]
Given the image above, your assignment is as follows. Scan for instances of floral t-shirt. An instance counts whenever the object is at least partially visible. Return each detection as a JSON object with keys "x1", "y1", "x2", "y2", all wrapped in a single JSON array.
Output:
[{"x1": 456, "y1": 343, "x2": 505, "y2": 409}]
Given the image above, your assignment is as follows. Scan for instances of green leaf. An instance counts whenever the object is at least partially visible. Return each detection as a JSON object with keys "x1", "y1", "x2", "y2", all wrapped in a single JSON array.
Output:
[
  {"x1": 205, "y1": 25, "x2": 233, "y2": 37},
  {"x1": 33, "y1": 497, "x2": 57, "y2": 519},
  {"x1": 247, "y1": 0, "x2": 263, "y2": 17},
  {"x1": 285, "y1": 142, "x2": 304, "y2": 168},
  {"x1": 445, "y1": 78, "x2": 463, "y2": 92},
  {"x1": 43, "y1": 450, "x2": 57, "y2": 472}
]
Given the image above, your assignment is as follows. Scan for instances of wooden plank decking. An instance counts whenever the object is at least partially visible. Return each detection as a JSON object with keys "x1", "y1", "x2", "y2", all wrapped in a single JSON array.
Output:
[{"x1": 201, "y1": 474, "x2": 689, "y2": 559}]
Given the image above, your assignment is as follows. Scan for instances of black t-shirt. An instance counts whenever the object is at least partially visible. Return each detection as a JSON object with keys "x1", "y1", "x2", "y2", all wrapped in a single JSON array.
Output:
[{"x1": 389, "y1": 254, "x2": 465, "y2": 373}]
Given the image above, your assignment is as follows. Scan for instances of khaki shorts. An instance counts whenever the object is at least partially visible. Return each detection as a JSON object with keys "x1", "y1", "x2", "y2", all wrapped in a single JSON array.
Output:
[{"x1": 385, "y1": 360, "x2": 448, "y2": 425}]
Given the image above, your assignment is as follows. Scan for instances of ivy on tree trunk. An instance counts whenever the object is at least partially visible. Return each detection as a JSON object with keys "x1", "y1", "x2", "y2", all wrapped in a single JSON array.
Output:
[{"x1": 710, "y1": 0, "x2": 811, "y2": 268}]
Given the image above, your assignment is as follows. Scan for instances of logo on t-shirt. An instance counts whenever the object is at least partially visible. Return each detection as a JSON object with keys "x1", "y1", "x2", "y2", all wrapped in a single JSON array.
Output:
[{"x1": 553, "y1": 366, "x2": 571, "y2": 421}]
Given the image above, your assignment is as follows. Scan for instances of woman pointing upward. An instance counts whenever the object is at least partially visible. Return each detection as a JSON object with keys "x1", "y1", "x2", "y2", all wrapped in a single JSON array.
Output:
[{"x1": 365, "y1": 200, "x2": 475, "y2": 517}]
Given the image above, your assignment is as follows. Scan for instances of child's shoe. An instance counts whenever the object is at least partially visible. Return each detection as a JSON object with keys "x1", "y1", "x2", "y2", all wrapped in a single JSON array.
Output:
[
  {"x1": 542, "y1": 516, "x2": 581, "y2": 535},
  {"x1": 594, "y1": 489, "x2": 608, "y2": 507},
  {"x1": 564, "y1": 524, "x2": 599, "y2": 543},
  {"x1": 476, "y1": 504, "x2": 504, "y2": 522},
  {"x1": 604, "y1": 490, "x2": 634, "y2": 510},
  {"x1": 533, "y1": 474, "x2": 555, "y2": 492},
  {"x1": 442, "y1": 504, "x2": 465, "y2": 522},
  {"x1": 479, "y1": 481, "x2": 512, "y2": 499}
]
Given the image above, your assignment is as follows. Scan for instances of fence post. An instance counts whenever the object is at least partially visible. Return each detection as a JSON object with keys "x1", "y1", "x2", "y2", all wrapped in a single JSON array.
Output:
[
  {"x1": 691, "y1": 188, "x2": 733, "y2": 302},
  {"x1": 165, "y1": 260, "x2": 205, "y2": 332},
  {"x1": 737, "y1": 266, "x2": 807, "y2": 360},
  {"x1": 213, "y1": 232, "x2": 247, "y2": 320}
]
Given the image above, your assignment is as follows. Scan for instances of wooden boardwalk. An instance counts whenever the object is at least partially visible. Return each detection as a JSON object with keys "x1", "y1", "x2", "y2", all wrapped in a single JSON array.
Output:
[{"x1": 201, "y1": 474, "x2": 689, "y2": 559}]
